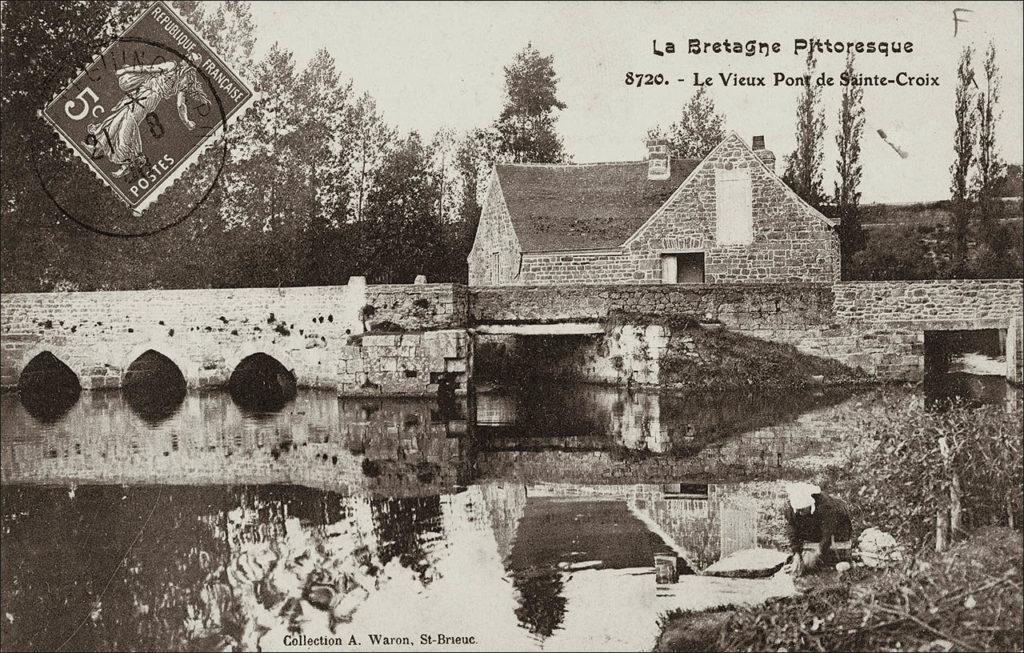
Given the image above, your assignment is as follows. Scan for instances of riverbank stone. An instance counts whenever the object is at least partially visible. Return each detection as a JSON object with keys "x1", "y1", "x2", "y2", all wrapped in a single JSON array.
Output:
[{"x1": 703, "y1": 548, "x2": 789, "y2": 578}]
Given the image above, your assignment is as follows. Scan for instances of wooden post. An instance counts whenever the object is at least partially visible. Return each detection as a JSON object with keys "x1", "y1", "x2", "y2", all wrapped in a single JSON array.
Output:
[
  {"x1": 950, "y1": 473, "x2": 963, "y2": 537},
  {"x1": 936, "y1": 510, "x2": 949, "y2": 553},
  {"x1": 938, "y1": 435, "x2": 961, "y2": 545}
]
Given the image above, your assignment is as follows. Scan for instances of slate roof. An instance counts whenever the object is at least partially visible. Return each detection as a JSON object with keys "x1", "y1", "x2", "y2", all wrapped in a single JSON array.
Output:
[{"x1": 495, "y1": 159, "x2": 700, "y2": 253}]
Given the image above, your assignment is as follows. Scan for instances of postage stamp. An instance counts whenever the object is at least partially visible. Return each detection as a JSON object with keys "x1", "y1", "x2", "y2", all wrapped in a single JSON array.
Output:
[{"x1": 41, "y1": 1, "x2": 254, "y2": 213}]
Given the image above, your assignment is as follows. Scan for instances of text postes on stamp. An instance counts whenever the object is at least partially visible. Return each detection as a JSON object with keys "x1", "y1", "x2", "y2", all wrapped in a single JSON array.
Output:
[{"x1": 42, "y1": 1, "x2": 254, "y2": 213}]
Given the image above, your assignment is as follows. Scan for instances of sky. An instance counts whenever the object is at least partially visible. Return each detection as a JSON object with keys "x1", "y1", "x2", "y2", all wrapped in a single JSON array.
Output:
[{"x1": 249, "y1": 1, "x2": 1024, "y2": 204}]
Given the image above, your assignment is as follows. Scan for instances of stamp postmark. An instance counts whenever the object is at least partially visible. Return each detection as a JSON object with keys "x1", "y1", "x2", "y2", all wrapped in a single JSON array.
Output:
[{"x1": 41, "y1": 1, "x2": 254, "y2": 214}]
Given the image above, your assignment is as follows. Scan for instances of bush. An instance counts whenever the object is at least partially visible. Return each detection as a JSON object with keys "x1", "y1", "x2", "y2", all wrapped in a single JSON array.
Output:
[
  {"x1": 718, "y1": 527, "x2": 1023, "y2": 652},
  {"x1": 823, "y1": 397, "x2": 1022, "y2": 549}
]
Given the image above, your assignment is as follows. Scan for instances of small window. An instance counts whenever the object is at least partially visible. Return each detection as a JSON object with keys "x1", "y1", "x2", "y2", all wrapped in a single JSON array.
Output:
[
  {"x1": 715, "y1": 168, "x2": 753, "y2": 245},
  {"x1": 490, "y1": 252, "x2": 500, "y2": 285},
  {"x1": 661, "y1": 252, "x2": 705, "y2": 284}
]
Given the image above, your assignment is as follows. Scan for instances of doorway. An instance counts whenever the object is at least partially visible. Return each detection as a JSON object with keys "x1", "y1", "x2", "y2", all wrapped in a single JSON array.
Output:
[{"x1": 661, "y1": 252, "x2": 705, "y2": 284}]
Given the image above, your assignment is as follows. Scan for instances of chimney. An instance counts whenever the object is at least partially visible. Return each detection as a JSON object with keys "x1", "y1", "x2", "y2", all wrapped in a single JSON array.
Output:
[
  {"x1": 752, "y1": 135, "x2": 776, "y2": 173},
  {"x1": 646, "y1": 139, "x2": 670, "y2": 180}
]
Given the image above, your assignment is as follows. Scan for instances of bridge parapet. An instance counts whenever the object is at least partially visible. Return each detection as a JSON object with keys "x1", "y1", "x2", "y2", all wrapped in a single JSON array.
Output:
[{"x1": 0, "y1": 283, "x2": 467, "y2": 391}]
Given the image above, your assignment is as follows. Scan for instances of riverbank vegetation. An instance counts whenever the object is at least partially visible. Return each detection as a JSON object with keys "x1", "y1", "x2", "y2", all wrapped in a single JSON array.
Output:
[{"x1": 658, "y1": 397, "x2": 1023, "y2": 652}]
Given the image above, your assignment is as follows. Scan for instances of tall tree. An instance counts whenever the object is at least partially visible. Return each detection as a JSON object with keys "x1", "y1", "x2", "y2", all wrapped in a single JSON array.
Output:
[
  {"x1": 455, "y1": 128, "x2": 499, "y2": 243},
  {"x1": 974, "y1": 41, "x2": 1006, "y2": 258},
  {"x1": 295, "y1": 48, "x2": 356, "y2": 284},
  {"x1": 430, "y1": 127, "x2": 461, "y2": 225},
  {"x1": 950, "y1": 46, "x2": 977, "y2": 271},
  {"x1": 834, "y1": 52, "x2": 867, "y2": 277},
  {"x1": 782, "y1": 51, "x2": 827, "y2": 208},
  {"x1": 361, "y1": 133, "x2": 445, "y2": 283},
  {"x1": 347, "y1": 93, "x2": 395, "y2": 223},
  {"x1": 647, "y1": 87, "x2": 726, "y2": 159},
  {"x1": 0, "y1": 0, "x2": 144, "y2": 293},
  {"x1": 494, "y1": 44, "x2": 567, "y2": 163}
]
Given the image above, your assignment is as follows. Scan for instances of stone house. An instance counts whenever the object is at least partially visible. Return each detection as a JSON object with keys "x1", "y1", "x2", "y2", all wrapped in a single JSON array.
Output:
[{"x1": 467, "y1": 133, "x2": 840, "y2": 286}]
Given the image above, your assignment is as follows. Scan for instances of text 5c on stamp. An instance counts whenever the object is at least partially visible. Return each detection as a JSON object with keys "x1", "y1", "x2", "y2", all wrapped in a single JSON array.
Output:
[{"x1": 42, "y1": 1, "x2": 254, "y2": 213}]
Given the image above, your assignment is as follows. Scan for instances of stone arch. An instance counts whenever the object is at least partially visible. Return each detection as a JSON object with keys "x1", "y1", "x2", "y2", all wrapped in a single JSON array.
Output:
[
  {"x1": 17, "y1": 350, "x2": 82, "y2": 423},
  {"x1": 224, "y1": 344, "x2": 299, "y2": 380},
  {"x1": 121, "y1": 341, "x2": 192, "y2": 385},
  {"x1": 16, "y1": 344, "x2": 77, "y2": 378},
  {"x1": 225, "y1": 346, "x2": 299, "y2": 412},
  {"x1": 122, "y1": 349, "x2": 188, "y2": 425}
]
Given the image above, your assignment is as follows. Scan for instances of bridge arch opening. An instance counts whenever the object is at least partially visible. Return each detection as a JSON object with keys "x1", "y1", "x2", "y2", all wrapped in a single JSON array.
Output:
[
  {"x1": 228, "y1": 353, "x2": 297, "y2": 412},
  {"x1": 17, "y1": 351, "x2": 81, "y2": 422},
  {"x1": 122, "y1": 350, "x2": 187, "y2": 424},
  {"x1": 924, "y1": 328, "x2": 1010, "y2": 408}
]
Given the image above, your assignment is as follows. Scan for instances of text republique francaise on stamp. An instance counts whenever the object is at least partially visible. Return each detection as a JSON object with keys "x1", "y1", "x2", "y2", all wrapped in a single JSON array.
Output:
[{"x1": 42, "y1": 1, "x2": 254, "y2": 214}]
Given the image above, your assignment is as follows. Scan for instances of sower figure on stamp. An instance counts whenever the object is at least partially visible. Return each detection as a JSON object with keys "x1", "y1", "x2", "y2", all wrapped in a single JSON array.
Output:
[
  {"x1": 782, "y1": 482, "x2": 853, "y2": 577},
  {"x1": 85, "y1": 52, "x2": 208, "y2": 178}
]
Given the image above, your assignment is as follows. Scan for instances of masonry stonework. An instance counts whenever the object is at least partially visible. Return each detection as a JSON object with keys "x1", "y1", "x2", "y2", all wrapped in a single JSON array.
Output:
[
  {"x1": 469, "y1": 279, "x2": 1024, "y2": 383},
  {"x1": 470, "y1": 283, "x2": 836, "y2": 330},
  {"x1": 2, "y1": 279, "x2": 1020, "y2": 393},
  {"x1": 467, "y1": 175, "x2": 521, "y2": 287},
  {"x1": 0, "y1": 283, "x2": 469, "y2": 393},
  {"x1": 470, "y1": 134, "x2": 840, "y2": 286}
]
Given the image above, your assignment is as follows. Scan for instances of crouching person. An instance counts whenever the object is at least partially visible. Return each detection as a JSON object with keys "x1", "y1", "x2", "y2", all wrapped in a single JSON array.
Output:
[{"x1": 783, "y1": 482, "x2": 852, "y2": 576}]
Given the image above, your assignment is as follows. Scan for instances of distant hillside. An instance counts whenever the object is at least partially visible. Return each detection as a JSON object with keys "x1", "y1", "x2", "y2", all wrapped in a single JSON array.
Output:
[{"x1": 860, "y1": 197, "x2": 1022, "y2": 228}]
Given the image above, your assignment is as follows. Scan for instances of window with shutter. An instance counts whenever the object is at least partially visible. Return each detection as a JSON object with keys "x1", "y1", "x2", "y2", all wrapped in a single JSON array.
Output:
[{"x1": 715, "y1": 168, "x2": 753, "y2": 245}]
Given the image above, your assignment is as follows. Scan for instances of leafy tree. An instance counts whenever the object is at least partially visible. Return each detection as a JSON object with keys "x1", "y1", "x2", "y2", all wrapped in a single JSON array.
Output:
[
  {"x1": 0, "y1": 0, "x2": 144, "y2": 292},
  {"x1": 361, "y1": 132, "x2": 445, "y2": 283},
  {"x1": 455, "y1": 128, "x2": 499, "y2": 248},
  {"x1": 295, "y1": 48, "x2": 356, "y2": 284},
  {"x1": 430, "y1": 127, "x2": 460, "y2": 225},
  {"x1": 834, "y1": 52, "x2": 867, "y2": 277},
  {"x1": 494, "y1": 44, "x2": 567, "y2": 163},
  {"x1": 172, "y1": 1, "x2": 256, "y2": 71},
  {"x1": 782, "y1": 51, "x2": 827, "y2": 208},
  {"x1": 993, "y1": 164, "x2": 1022, "y2": 198},
  {"x1": 850, "y1": 227, "x2": 935, "y2": 280},
  {"x1": 950, "y1": 46, "x2": 977, "y2": 272},
  {"x1": 647, "y1": 86, "x2": 726, "y2": 159}
]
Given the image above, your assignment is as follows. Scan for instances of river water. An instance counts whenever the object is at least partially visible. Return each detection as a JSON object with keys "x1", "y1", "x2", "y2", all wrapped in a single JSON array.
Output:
[{"x1": 1, "y1": 376, "x2": 1017, "y2": 651}]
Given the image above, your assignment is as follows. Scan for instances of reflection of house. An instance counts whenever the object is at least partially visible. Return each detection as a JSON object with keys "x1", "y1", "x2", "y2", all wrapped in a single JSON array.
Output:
[{"x1": 469, "y1": 133, "x2": 839, "y2": 286}]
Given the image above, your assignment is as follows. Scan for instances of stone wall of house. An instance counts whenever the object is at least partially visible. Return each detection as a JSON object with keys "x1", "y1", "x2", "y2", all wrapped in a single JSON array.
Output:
[
  {"x1": 468, "y1": 175, "x2": 522, "y2": 286},
  {"x1": 0, "y1": 283, "x2": 468, "y2": 392},
  {"x1": 511, "y1": 134, "x2": 840, "y2": 286}
]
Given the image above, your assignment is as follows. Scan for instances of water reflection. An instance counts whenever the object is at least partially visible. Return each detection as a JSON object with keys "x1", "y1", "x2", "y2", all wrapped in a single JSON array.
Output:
[
  {"x1": 477, "y1": 384, "x2": 856, "y2": 455},
  {"x1": 924, "y1": 372, "x2": 1019, "y2": 409},
  {"x1": 2, "y1": 377, "x2": 1017, "y2": 651},
  {"x1": 0, "y1": 481, "x2": 795, "y2": 651}
]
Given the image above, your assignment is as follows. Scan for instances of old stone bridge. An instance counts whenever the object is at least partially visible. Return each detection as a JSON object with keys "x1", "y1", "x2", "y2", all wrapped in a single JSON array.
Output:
[{"x1": 2, "y1": 278, "x2": 1022, "y2": 395}]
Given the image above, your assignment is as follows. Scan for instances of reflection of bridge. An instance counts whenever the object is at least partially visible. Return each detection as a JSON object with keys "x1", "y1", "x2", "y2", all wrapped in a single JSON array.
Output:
[{"x1": 0, "y1": 393, "x2": 467, "y2": 495}]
